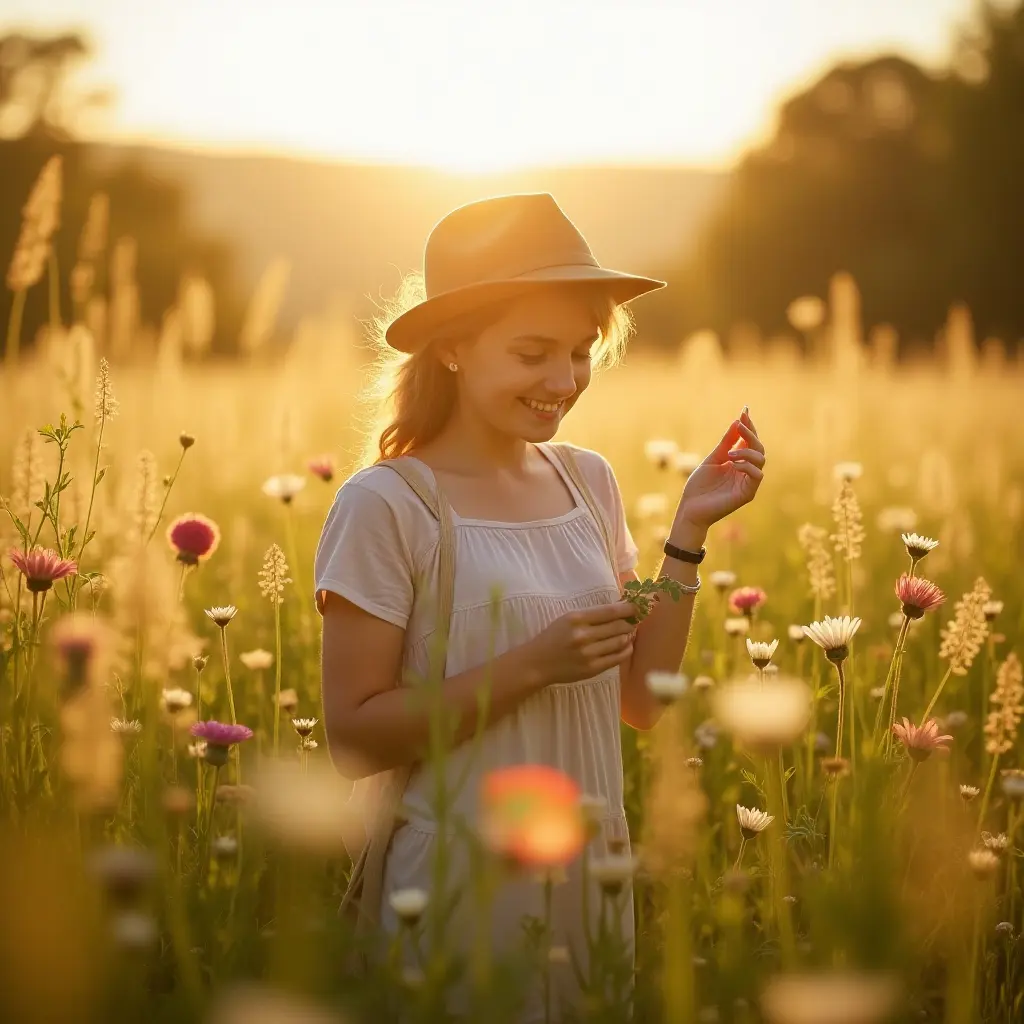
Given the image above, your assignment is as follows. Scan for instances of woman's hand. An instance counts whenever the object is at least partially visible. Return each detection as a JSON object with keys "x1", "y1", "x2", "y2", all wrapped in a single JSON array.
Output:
[
  {"x1": 522, "y1": 601, "x2": 637, "y2": 688},
  {"x1": 677, "y1": 406, "x2": 766, "y2": 531}
]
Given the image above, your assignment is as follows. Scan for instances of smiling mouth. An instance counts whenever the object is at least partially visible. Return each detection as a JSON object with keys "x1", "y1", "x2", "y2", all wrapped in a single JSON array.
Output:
[{"x1": 519, "y1": 398, "x2": 564, "y2": 415}]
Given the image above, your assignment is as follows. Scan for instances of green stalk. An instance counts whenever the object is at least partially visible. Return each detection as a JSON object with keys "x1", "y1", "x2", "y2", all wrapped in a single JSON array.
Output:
[
  {"x1": 5, "y1": 288, "x2": 26, "y2": 369},
  {"x1": 273, "y1": 601, "x2": 282, "y2": 756},
  {"x1": 920, "y1": 665, "x2": 954, "y2": 726}
]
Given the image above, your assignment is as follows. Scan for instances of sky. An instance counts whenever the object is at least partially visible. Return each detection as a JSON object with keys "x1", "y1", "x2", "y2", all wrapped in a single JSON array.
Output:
[{"x1": 3, "y1": 0, "x2": 982, "y2": 171}]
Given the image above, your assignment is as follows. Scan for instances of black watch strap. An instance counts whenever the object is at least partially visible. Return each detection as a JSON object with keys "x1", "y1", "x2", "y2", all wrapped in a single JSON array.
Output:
[{"x1": 663, "y1": 541, "x2": 706, "y2": 564}]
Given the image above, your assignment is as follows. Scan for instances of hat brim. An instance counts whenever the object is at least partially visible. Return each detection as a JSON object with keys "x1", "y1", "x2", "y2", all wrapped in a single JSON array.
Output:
[{"x1": 383, "y1": 265, "x2": 667, "y2": 353}]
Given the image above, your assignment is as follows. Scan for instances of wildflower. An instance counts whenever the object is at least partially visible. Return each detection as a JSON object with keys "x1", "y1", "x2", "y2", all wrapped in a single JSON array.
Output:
[
  {"x1": 959, "y1": 784, "x2": 980, "y2": 802},
  {"x1": 216, "y1": 784, "x2": 257, "y2": 805},
  {"x1": 787, "y1": 295, "x2": 825, "y2": 331},
  {"x1": 239, "y1": 648, "x2": 274, "y2": 670},
  {"x1": 814, "y1": 731, "x2": 832, "y2": 753},
  {"x1": 736, "y1": 805, "x2": 773, "y2": 840},
  {"x1": 983, "y1": 600, "x2": 1003, "y2": 623},
  {"x1": 1001, "y1": 770, "x2": 1024, "y2": 801},
  {"x1": 709, "y1": 570, "x2": 736, "y2": 591},
  {"x1": 686, "y1": 756, "x2": 703, "y2": 770},
  {"x1": 760, "y1": 970, "x2": 900, "y2": 1024},
  {"x1": 968, "y1": 848, "x2": 1000, "y2": 878},
  {"x1": 192, "y1": 653, "x2": 209, "y2": 672},
  {"x1": 724, "y1": 617, "x2": 750, "y2": 636},
  {"x1": 983, "y1": 653, "x2": 1023, "y2": 756},
  {"x1": 588, "y1": 854, "x2": 639, "y2": 895},
  {"x1": 205, "y1": 605, "x2": 238, "y2": 628},
  {"x1": 674, "y1": 451, "x2": 703, "y2": 476},
  {"x1": 87, "y1": 845, "x2": 157, "y2": 907},
  {"x1": 251, "y1": 758, "x2": 364, "y2": 856},
  {"x1": 166, "y1": 513, "x2": 221, "y2": 566},
  {"x1": 714, "y1": 675, "x2": 811, "y2": 751},
  {"x1": 833, "y1": 461, "x2": 863, "y2": 482},
  {"x1": 797, "y1": 523, "x2": 836, "y2": 601},
  {"x1": 8, "y1": 546, "x2": 77, "y2": 593},
  {"x1": 901, "y1": 532, "x2": 939, "y2": 563},
  {"x1": 821, "y1": 756, "x2": 850, "y2": 779},
  {"x1": 292, "y1": 717, "x2": 318, "y2": 738},
  {"x1": 830, "y1": 479, "x2": 866, "y2": 566},
  {"x1": 480, "y1": 765, "x2": 586, "y2": 869},
  {"x1": 161, "y1": 687, "x2": 193, "y2": 715},
  {"x1": 995, "y1": 921, "x2": 1014, "y2": 937},
  {"x1": 179, "y1": 433, "x2": 195, "y2": 449},
  {"x1": 110, "y1": 718, "x2": 142, "y2": 736},
  {"x1": 212, "y1": 836, "x2": 238, "y2": 860},
  {"x1": 307, "y1": 455, "x2": 336, "y2": 482},
  {"x1": 7, "y1": 155, "x2": 62, "y2": 294},
  {"x1": 300, "y1": 736, "x2": 317, "y2": 751},
  {"x1": 876, "y1": 506, "x2": 918, "y2": 533},
  {"x1": 787, "y1": 624, "x2": 806, "y2": 642},
  {"x1": 50, "y1": 612, "x2": 113, "y2": 691},
  {"x1": 644, "y1": 439, "x2": 678, "y2": 470},
  {"x1": 981, "y1": 831, "x2": 1010, "y2": 853},
  {"x1": 895, "y1": 574, "x2": 945, "y2": 619},
  {"x1": 111, "y1": 911, "x2": 158, "y2": 951},
  {"x1": 891, "y1": 717, "x2": 953, "y2": 761},
  {"x1": 94, "y1": 357, "x2": 120, "y2": 423},
  {"x1": 694, "y1": 720, "x2": 720, "y2": 749},
  {"x1": 191, "y1": 721, "x2": 254, "y2": 767},
  {"x1": 746, "y1": 638, "x2": 779, "y2": 669},
  {"x1": 944, "y1": 710, "x2": 969, "y2": 730},
  {"x1": 258, "y1": 544, "x2": 292, "y2": 605},
  {"x1": 389, "y1": 887, "x2": 429, "y2": 926},
  {"x1": 275, "y1": 687, "x2": 299, "y2": 712},
  {"x1": 803, "y1": 615, "x2": 861, "y2": 664},
  {"x1": 261, "y1": 474, "x2": 306, "y2": 503},
  {"x1": 728, "y1": 586, "x2": 766, "y2": 617},
  {"x1": 645, "y1": 671, "x2": 688, "y2": 704},
  {"x1": 188, "y1": 740, "x2": 208, "y2": 759}
]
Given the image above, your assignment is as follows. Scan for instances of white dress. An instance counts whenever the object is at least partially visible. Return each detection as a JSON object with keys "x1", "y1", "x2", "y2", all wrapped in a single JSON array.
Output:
[{"x1": 313, "y1": 441, "x2": 640, "y2": 1021}]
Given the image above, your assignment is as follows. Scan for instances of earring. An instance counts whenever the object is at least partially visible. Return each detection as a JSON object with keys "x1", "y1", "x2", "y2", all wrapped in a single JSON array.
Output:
[{"x1": 448, "y1": 362, "x2": 458, "y2": 372}]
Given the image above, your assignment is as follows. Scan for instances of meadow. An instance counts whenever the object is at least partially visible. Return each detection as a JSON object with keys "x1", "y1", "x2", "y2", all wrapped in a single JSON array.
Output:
[{"x1": 1, "y1": 169, "x2": 1023, "y2": 1024}]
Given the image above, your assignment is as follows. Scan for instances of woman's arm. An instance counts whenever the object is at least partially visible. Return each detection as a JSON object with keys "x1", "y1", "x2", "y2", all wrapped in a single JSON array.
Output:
[{"x1": 618, "y1": 517, "x2": 707, "y2": 731}]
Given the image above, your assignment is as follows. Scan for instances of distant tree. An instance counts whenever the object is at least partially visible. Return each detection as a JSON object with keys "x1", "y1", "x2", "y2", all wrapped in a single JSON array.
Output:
[
  {"x1": 0, "y1": 30, "x2": 243, "y2": 360},
  {"x1": 649, "y1": 0, "x2": 1024, "y2": 351}
]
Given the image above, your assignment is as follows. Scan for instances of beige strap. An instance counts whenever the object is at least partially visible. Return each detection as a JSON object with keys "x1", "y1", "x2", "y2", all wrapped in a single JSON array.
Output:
[
  {"x1": 547, "y1": 443, "x2": 620, "y2": 581},
  {"x1": 337, "y1": 456, "x2": 457, "y2": 942}
]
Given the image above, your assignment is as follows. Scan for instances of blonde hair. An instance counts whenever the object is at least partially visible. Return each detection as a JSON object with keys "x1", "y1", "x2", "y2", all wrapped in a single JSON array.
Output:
[{"x1": 359, "y1": 271, "x2": 636, "y2": 467}]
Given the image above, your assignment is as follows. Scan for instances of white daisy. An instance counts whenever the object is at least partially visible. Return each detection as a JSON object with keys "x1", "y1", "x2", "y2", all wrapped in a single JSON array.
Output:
[
  {"x1": 724, "y1": 617, "x2": 751, "y2": 637},
  {"x1": 261, "y1": 473, "x2": 306, "y2": 503},
  {"x1": 802, "y1": 615, "x2": 862, "y2": 664},
  {"x1": 710, "y1": 570, "x2": 737, "y2": 591},
  {"x1": 645, "y1": 671, "x2": 688, "y2": 704},
  {"x1": 736, "y1": 804, "x2": 774, "y2": 839},
  {"x1": 588, "y1": 854, "x2": 639, "y2": 894},
  {"x1": 239, "y1": 648, "x2": 274, "y2": 670},
  {"x1": 389, "y1": 887, "x2": 429, "y2": 924},
  {"x1": 901, "y1": 532, "x2": 939, "y2": 561},
  {"x1": 204, "y1": 605, "x2": 238, "y2": 628},
  {"x1": 746, "y1": 638, "x2": 779, "y2": 669},
  {"x1": 644, "y1": 439, "x2": 678, "y2": 470},
  {"x1": 161, "y1": 687, "x2": 193, "y2": 714},
  {"x1": 833, "y1": 461, "x2": 863, "y2": 482}
]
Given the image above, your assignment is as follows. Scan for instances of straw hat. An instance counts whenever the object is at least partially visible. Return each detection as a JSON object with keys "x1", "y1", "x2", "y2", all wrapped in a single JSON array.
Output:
[{"x1": 384, "y1": 192, "x2": 667, "y2": 353}]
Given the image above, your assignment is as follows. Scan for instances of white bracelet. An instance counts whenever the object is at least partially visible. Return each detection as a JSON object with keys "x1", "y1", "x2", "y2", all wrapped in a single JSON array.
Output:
[{"x1": 674, "y1": 573, "x2": 701, "y2": 596}]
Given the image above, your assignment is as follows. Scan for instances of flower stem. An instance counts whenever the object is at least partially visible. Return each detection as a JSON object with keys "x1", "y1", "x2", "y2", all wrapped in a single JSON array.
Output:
[
  {"x1": 542, "y1": 875, "x2": 553, "y2": 1024},
  {"x1": 873, "y1": 616, "x2": 910, "y2": 752},
  {"x1": 5, "y1": 288, "x2": 26, "y2": 370},
  {"x1": 920, "y1": 665, "x2": 954, "y2": 726},
  {"x1": 273, "y1": 602, "x2": 282, "y2": 756},
  {"x1": 977, "y1": 751, "x2": 1001, "y2": 834},
  {"x1": 733, "y1": 837, "x2": 747, "y2": 871}
]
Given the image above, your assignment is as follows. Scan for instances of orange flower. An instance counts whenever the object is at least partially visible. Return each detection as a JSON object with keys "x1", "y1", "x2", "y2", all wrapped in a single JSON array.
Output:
[
  {"x1": 480, "y1": 765, "x2": 586, "y2": 868},
  {"x1": 8, "y1": 546, "x2": 77, "y2": 592},
  {"x1": 892, "y1": 717, "x2": 953, "y2": 761}
]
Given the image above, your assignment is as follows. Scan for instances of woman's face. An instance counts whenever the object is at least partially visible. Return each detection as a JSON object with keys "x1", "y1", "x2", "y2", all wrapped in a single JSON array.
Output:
[{"x1": 444, "y1": 289, "x2": 603, "y2": 442}]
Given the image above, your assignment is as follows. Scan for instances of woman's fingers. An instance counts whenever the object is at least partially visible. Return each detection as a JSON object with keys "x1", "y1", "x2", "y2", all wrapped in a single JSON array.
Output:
[
  {"x1": 587, "y1": 642, "x2": 634, "y2": 673},
  {"x1": 573, "y1": 618, "x2": 635, "y2": 644},
  {"x1": 581, "y1": 633, "x2": 632, "y2": 659},
  {"x1": 727, "y1": 448, "x2": 765, "y2": 467},
  {"x1": 728, "y1": 459, "x2": 764, "y2": 481},
  {"x1": 736, "y1": 420, "x2": 765, "y2": 454}
]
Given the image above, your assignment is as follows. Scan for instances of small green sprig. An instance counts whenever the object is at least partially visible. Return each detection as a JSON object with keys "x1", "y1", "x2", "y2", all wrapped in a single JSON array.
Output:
[{"x1": 621, "y1": 576, "x2": 687, "y2": 625}]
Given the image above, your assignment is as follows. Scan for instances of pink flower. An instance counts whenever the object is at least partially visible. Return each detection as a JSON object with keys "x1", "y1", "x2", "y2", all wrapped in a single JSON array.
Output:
[
  {"x1": 166, "y1": 514, "x2": 221, "y2": 566},
  {"x1": 727, "y1": 586, "x2": 766, "y2": 616},
  {"x1": 189, "y1": 721, "x2": 254, "y2": 747},
  {"x1": 8, "y1": 546, "x2": 77, "y2": 593},
  {"x1": 307, "y1": 455, "x2": 336, "y2": 483},
  {"x1": 895, "y1": 574, "x2": 945, "y2": 619},
  {"x1": 892, "y1": 717, "x2": 954, "y2": 761}
]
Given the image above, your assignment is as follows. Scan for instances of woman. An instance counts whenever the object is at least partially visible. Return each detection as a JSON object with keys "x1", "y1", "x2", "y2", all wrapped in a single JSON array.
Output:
[{"x1": 314, "y1": 192, "x2": 766, "y2": 1019}]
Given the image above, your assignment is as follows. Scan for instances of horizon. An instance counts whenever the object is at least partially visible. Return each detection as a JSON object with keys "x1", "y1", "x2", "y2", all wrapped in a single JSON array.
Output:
[{"x1": 2, "y1": 0, "x2": 982, "y2": 173}]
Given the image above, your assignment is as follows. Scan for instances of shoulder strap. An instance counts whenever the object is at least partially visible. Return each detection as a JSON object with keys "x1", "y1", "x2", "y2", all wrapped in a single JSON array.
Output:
[
  {"x1": 547, "y1": 443, "x2": 620, "y2": 581},
  {"x1": 338, "y1": 456, "x2": 457, "y2": 940}
]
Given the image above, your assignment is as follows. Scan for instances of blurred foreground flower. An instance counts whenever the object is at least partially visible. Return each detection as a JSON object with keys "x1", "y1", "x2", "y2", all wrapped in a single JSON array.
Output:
[
  {"x1": 728, "y1": 586, "x2": 766, "y2": 617},
  {"x1": 645, "y1": 671, "x2": 687, "y2": 704},
  {"x1": 165, "y1": 513, "x2": 220, "y2": 566},
  {"x1": 262, "y1": 474, "x2": 306, "y2": 504},
  {"x1": 250, "y1": 757, "x2": 361, "y2": 856},
  {"x1": 50, "y1": 611, "x2": 117, "y2": 692},
  {"x1": 480, "y1": 765, "x2": 586, "y2": 869},
  {"x1": 240, "y1": 648, "x2": 274, "y2": 670},
  {"x1": 724, "y1": 616, "x2": 750, "y2": 636},
  {"x1": 709, "y1": 570, "x2": 736, "y2": 592},
  {"x1": 307, "y1": 455, "x2": 336, "y2": 482},
  {"x1": 833, "y1": 461, "x2": 863, "y2": 482},
  {"x1": 389, "y1": 887, "x2": 428, "y2": 926},
  {"x1": 208, "y1": 984, "x2": 350, "y2": 1024},
  {"x1": 969, "y1": 848, "x2": 1000, "y2": 878},
  {"x1": 8, "y1": 546, "x2": 77, "y2": 592},
  {"x1": 759, "y1": 970, "x2": 900, "y2": 1024},
  {"x1": 891, "y1": 717, "x2": 953, "y2": 761},
  {"x1": 713, "y1": 675, "x2": 811, "y2": 752},
  {"x1": 895, "y1": 574, "x2": 945, "y2": 619},
  {"x1": 588, "y1": 854, "x2": 639, "y2": 896},
  {"x1": 644, "y1": 439, "x2": 677, "y2": 470}
]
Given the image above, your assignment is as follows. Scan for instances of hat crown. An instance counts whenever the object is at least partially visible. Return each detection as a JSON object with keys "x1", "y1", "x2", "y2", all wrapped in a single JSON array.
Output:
[{"x1": 423, "y1": 193, "x2": 598, "y2": 298}]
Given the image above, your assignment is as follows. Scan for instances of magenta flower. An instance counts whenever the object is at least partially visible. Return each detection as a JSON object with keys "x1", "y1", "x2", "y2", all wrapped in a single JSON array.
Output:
[
  {"x1": 892, "y1": 717, "x2": 954, "y2": 762},
  {"x1": 728, "y1": 586, "x2": 767, "y2": 617},
  {"x1": 895, "y1": 574, "x2": 945, "y2": 619},
  {"x1": 190, "y1": 721, "x2": 253, "y2": 746},
  {"x1": 307, "y1": 455, "x2": 336, "y2": 483},
  {"x1": 8, "y1": 546, "x2": 77, "y2": 593},
  {"x1": 166, "y1": 513, "x2": 221, "y2": 566}
]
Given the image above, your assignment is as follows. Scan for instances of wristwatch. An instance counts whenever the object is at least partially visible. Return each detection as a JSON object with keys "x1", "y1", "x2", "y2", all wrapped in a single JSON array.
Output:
[{"x1": 663, "y1": 541, "x2": 706, "y2": 564}]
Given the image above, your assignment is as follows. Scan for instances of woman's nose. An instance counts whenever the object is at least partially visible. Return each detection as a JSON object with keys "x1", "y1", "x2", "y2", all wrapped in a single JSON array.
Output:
[{"x1": 544, "y1": 361, "x2": 578, "y2": 398}]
